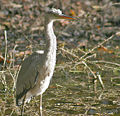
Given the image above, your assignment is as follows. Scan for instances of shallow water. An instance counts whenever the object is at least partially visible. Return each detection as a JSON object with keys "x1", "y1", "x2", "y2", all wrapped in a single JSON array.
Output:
[{"x1": 41, "y1": 73, "x2": 120, "y2": 116}]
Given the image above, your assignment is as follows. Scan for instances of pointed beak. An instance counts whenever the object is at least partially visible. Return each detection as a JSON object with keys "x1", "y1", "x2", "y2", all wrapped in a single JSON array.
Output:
[{"x1": 59, "y1": 14, "x2": 76, "y2": 20}]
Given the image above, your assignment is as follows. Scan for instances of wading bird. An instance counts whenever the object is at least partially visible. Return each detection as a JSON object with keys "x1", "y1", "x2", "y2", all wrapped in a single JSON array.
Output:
[{"x1": 16, "y1": 8, "x2": 75, "y2": 116}]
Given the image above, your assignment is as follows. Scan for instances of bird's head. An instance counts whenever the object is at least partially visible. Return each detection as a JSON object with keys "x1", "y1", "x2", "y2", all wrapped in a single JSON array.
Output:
[{"x1": 45, "y1": 8, "x2": 75, "y2": 21}]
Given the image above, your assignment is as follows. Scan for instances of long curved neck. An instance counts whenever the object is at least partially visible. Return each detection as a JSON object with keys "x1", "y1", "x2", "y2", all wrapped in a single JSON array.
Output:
[{"x1": 44, "y1": 20, "x2": 57, "y2": 59}]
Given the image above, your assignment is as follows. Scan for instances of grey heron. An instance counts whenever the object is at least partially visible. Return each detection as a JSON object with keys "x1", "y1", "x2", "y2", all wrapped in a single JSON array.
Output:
[{"x1": 15, "y1": 8, "x2": 75, "y2": 116}]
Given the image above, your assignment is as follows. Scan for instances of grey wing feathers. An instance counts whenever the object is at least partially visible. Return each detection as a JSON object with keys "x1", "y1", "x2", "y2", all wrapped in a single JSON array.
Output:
[{"x1": 16, "y1": 52, "x2": 43, "y2": 103}]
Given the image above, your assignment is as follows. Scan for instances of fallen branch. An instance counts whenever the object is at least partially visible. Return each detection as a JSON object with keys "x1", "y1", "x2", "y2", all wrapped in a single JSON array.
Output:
[
  {"x1": 82, "y1": 61, "x2": 104, "y2": 90},
  {"x1": 3, "y1": 30, "x2": 8, "y2": 69},
  {"x1": 91, "y1": 60, "x2": 120, "y2": 67},
  {"x1": 80, "y1": 34, "x2": 115, "y2": 60},
  {"x1": 59, "y1": 47, "x2": 79, "y2": 59}
]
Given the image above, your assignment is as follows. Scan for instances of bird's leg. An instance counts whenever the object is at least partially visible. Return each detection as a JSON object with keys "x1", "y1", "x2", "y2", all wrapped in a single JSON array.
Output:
[
  {"x1": 39, "y1": 94, "x2": 42, "y2": 116},
  {"x1": 21, "y1": 95, "x2": 26, "y2": 116}
]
